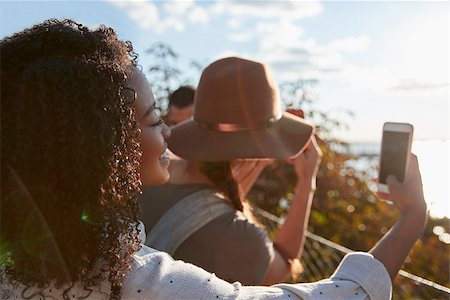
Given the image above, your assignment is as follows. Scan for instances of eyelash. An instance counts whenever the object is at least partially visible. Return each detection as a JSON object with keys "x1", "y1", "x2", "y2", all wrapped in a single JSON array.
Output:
[{"x1": 150, "y1": 119, "x2": 164, "y2": 128}]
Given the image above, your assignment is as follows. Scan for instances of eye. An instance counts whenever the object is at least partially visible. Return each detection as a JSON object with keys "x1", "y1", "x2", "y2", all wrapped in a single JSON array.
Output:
[{"x1": 149, "y1": 119, "x2": 164, "y2": 128}]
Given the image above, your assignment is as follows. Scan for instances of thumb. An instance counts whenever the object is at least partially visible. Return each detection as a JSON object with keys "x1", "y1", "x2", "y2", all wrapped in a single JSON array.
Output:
[
  {"x1": 286, "y1": 158, "x2": 295, "y2": 165},
  {"x1": 386, "y1": 175, "x2": 400, "y2": 189}
]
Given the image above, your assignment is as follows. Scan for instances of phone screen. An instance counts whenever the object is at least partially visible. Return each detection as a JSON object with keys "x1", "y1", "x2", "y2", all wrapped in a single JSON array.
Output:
[{"x1": 379, "y1": 131, "x2": 410, "y2": 184}]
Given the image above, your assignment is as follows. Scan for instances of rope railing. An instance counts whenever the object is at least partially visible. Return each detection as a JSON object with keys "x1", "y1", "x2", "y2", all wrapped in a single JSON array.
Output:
[{"x1": 251, "y1": 206, "x2": 450, "y2": 299}]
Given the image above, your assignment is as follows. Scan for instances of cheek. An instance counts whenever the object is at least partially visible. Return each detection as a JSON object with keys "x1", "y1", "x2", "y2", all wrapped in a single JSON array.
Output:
[
  {"x1": 140, "y1": 129, "x2": 161, "y2": 163},
  {"x1": 138, "y1": 127, "x2": 170, "y2": 186}
]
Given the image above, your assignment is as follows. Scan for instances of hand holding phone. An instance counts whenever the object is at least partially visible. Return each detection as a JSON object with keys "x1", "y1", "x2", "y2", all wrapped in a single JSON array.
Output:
[{"x1": 377, "y1": 122, "x2": 414, "y2": 194}]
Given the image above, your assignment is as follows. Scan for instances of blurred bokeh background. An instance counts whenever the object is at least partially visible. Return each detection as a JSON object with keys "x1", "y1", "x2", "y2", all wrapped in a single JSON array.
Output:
[{"x1": 1, "y1": 1, "x2": 448, "y2": 298}]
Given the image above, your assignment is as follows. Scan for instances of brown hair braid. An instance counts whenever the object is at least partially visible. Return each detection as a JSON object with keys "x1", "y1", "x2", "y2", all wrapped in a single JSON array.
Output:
[{"x1": 198, "y1": 161, "x2": 244, "y2": 211}]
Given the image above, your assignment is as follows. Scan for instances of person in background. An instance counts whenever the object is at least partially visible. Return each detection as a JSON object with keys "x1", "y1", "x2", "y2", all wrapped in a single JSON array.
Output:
[
  {"x1": 1, "y1": 19, "x2": 427, "y2": 300},
  {"x1": 140, "y1": 57, "x2": 322, "y2": 285},
  {"x1": 165, "y1": 85, "x2": 195, "y2": 126}
]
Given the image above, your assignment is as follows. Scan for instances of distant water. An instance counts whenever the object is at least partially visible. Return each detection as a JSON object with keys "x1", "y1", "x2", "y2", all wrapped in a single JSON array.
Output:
[{"x1": 337, "y1": 140, "x2": 449, "y2": 219}]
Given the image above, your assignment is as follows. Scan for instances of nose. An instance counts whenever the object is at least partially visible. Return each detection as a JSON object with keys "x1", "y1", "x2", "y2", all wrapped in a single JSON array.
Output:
[{"x1": 162, "y1": 123, "x2": 171, "y2": 140}]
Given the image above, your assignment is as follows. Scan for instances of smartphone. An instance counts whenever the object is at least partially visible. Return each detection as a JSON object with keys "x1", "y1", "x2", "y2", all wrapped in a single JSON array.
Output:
[{"x1": 377, "y1": 122, "x2": 414, "y2": 193}]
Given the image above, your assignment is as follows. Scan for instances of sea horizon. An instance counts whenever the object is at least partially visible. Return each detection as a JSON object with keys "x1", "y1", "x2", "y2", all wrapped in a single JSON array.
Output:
[{"x1": 336, "y1": 139, "x2": 449, "y2": 220}]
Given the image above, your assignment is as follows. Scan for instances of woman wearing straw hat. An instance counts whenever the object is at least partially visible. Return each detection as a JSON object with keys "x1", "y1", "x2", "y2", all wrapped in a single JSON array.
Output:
[{"x1": 139, "y1": 56, "x2": 322, "y2": 285}]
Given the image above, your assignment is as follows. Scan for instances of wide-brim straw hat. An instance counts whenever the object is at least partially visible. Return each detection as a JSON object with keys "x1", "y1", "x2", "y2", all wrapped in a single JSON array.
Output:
[{"x1": 168, "y1": 57, "x2": 314, "y2": 161}]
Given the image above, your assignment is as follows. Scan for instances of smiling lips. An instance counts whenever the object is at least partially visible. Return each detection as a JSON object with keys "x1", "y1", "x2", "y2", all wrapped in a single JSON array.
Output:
[{"x1": 160, "y1": 143, "x2": 170, "y2": 160}]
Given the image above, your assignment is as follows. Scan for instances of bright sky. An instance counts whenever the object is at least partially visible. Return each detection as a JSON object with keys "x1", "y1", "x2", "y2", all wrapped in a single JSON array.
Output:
[
  {"x1": 1, "y1": 1, "x2": 449, "y2": 218},
  {"x1": 1, "y1": 0, "x2": 449, "y2": 143}
]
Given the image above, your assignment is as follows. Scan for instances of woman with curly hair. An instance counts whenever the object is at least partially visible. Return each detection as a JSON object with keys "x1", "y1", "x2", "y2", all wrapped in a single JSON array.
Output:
[
  {"x1": 1, "y1": 19, "x2": 427, "y2": 300},
  {"x1": 0, "y1": 18, "x2": 168, "y2": 299}
]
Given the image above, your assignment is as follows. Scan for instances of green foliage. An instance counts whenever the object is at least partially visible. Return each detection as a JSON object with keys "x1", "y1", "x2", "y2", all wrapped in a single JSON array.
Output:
[
  {"x1": 0, "y1": 238, "x2": 14, "y2": 267},
  {"x1": 146, "y1": 43, "x2": 202, "y2": 111},
  {"x1": 146, "y1": 43, "x2": 182, "y2": 108}
]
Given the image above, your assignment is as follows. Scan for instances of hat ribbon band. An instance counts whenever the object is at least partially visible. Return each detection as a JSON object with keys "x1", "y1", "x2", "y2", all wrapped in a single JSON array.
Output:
[{"x1": 194, "y1": 113, "x2": 282, "y2": 132}]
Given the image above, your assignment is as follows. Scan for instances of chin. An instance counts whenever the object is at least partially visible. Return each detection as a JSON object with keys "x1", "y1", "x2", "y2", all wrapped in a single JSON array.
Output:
[
  {"x1": 140, "y1": 170, "x2": 170, "y2": 187},
  {"x1": 157, "y1": 173, "x2": 170, "y2": 185}
]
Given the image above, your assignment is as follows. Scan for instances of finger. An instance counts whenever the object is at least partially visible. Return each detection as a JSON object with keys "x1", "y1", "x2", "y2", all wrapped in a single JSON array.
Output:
[
  {"x1": 310, "y1": 135, "x2": 319, "y2": 148},
  {"x1": 386, "y1": 174, "x2": 399, "y2": 185},
  {"x1": 386, "y1": 174, "x2": 401, "y2": 197},
  {"x1": 286, "y1": 137, "x2": 315, "y2": 164},
  {"x1": 374, "y1": 178, "x2": 388, "y2": 197},
  {"x1": 290, "y1": 152, "x2": 308, "y2": 165},
  {"x1": 310, "y1": 135, "x2": 322, "y2": 151},
  {"x1": 407, "y1": 153, "x2": 420, "y2": 179},
  {"x1": 302, "y1": 151, "x2": 310, "y2": 160},
  {"x1": 286, "y1": 158, "x2": 295, "y2": 165},
  {"x1": 304, "y1": 138, "x2": 314, "y2": 152},
  {"x1": 376, "y1": 191, "x2": 391, "y2": 200}
]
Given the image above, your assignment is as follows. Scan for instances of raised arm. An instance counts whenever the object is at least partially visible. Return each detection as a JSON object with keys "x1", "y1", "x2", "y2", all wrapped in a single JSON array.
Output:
[
  {"x1": 262, "y1": 135, "x2": 322, "y2": 284},
  {"x1": 370, "y1": 153, "x2": 427, "y2": 281}
]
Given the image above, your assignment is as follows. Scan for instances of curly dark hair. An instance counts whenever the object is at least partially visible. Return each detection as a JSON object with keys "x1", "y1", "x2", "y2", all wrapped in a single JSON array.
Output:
[{"x1": 1, "y1": 19, "x2": 142, "y2": 299}]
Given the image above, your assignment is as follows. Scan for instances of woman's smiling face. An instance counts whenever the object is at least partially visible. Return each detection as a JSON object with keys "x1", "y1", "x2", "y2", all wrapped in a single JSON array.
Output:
[{"x1": 128, "y1": 69, "x2": 171, "y2": 186}]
